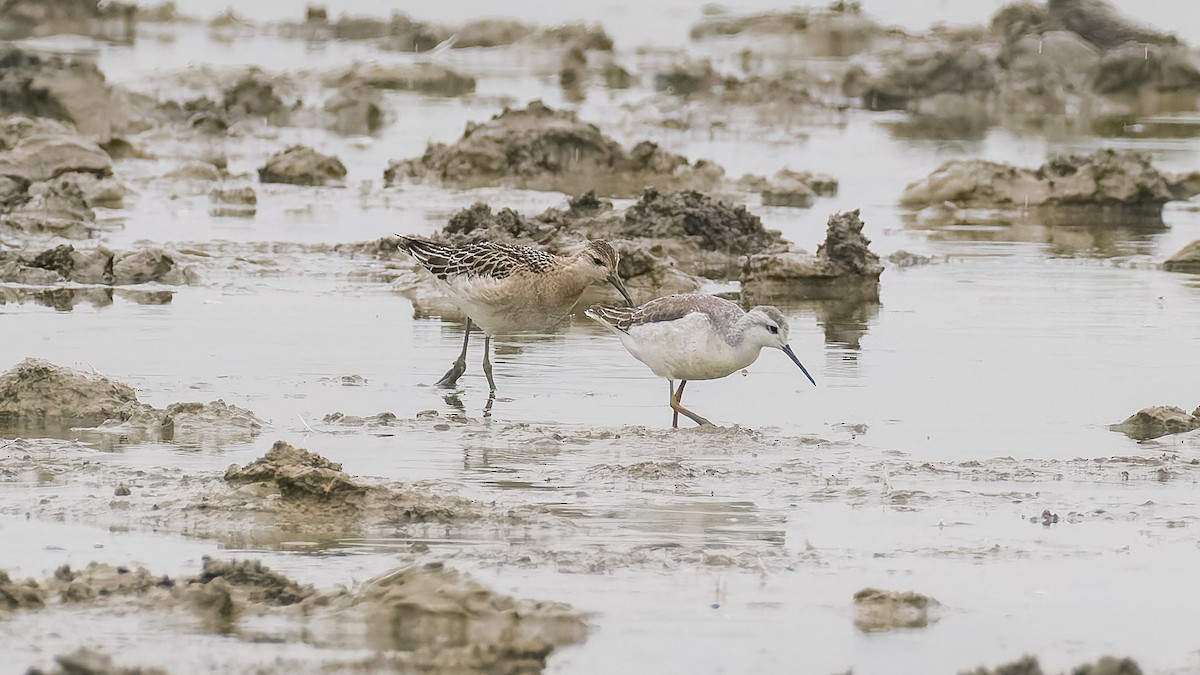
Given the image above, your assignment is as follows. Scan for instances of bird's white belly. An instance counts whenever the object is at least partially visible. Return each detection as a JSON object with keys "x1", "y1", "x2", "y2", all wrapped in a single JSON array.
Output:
[
  {"x1": 618, "y1": 314, "x2": 759, "y2": 381},
  {"x1": 437, "y1": 275, "x2": 574, "y2": 335}
]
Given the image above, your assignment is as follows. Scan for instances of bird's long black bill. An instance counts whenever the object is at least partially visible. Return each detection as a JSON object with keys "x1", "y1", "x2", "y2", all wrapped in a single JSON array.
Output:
[
  {"x1": 781, "y1": 345, "x2": 817, "y2": 386},
  {"x1": 607, "y1": 274, "x2": 635, "y2": 306}
]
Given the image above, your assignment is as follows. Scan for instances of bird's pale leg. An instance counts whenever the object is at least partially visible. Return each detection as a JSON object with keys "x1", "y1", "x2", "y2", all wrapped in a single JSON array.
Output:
[
  {"x1": 672, "y1": 380, "x2": 687, "y2": 428},
  {"x1": 668, "y1": 380, "x2": 678, "y2": 429},
  {"x1": 670, "y1": 379, "x2": 713, "y2": 427},
  {"x1": 482, "y1": 335, "x2": 496, "y2": 392},
  {"x1": 435, "y1": 319, "x2": 472, "y2": 387}
]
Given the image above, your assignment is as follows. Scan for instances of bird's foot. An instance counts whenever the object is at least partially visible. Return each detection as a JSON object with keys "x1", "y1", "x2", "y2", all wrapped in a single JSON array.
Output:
[{"x1": 435, "y1": 359, "x2": 467, "y2": 388}]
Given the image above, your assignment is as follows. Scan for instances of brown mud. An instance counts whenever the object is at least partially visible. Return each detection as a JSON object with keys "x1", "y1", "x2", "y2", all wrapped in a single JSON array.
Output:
[{"x1": 5, "y1": 555, "x2": 585, "y2": 674}]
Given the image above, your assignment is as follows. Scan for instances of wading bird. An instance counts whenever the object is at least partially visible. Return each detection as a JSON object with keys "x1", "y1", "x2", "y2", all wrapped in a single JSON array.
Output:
[
  {"x1": 397, "y1": 236, "x2": 634, "y2": 390},
  {"x1": 587, "y1": 293, "x2": 816, "y2": 427}
]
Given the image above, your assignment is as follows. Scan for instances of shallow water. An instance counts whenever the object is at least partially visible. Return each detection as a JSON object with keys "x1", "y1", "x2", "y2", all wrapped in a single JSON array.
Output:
[{"x1": 4, "y1": 2, "x2": 1200, "y2": 673}]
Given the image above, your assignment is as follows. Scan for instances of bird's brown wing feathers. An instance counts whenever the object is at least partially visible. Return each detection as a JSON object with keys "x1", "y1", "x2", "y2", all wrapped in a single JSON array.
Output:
[{"x1": 397, "y1": 237, "x2": 558, "y2": 280}]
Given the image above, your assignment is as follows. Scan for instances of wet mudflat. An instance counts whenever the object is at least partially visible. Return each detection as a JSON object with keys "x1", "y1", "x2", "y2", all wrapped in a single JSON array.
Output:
[{"x1": 3, "y1": 0, "x2": 1200, "y2": 673}]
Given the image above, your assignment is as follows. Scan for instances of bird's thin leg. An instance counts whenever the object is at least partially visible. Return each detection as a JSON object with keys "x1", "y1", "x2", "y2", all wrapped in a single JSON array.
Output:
[
  {"x1": 668, "y1": 380, "x2": 677, "y2": 429},
  {"x1": 435, "y1": 319, "x2": 472, "y2": 387},
  {"x1": 670, "y1": 379, "x2": 713, "y2": 427},
  {"x1": 672, "y1": 380, "x2": 687, "y2": 429},
  {"x1": 482, "y1": 335, "x2": 496, "y2": 392}
]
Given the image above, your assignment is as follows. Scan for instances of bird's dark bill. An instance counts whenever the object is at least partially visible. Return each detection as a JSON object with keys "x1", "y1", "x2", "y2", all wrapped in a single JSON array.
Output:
[
  {"x1": 607, "y1": 274, "x2": 635, "y2": 306},
  {"x1": 781, "y1": 345, "x2": 817, "y2": 386}
]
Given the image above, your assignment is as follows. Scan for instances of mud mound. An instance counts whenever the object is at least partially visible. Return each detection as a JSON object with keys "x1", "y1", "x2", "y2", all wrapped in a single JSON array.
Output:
[
  {"x1": 1045, "y1": 0, "x2": 1176, "y2": 51},
  {"x1": 0, "y1": 570, "x2": 46, "y2": 609},
  {"x1": 109, "y1": 399, "x2": 263, "y2": 443},
  {"x1": 0, "y1": 0, "x2": 136, "y2": 41},
  {"x1": 0, "y1": 130, "x2": 125, "y2": 236},
  {"x1": 209, "y1": 185, "x2": 256, "y2": 217},
  {"x1": 325, "y1": 62, "x2": 475, "y2": 97},
  {"x1": 53, "y1": 563, "x2": 173, "y2": 603},
  {"x1": 1092, "y1": 42, "x2": 1200, "y2": 96},
  {"x1": 861, "y1": 42, "x2": 997, "y2": 111},
  {"x1": 742, "y1": 209, "x2": 882, "y2": 302},
  {"x1": 157, "y1": 67, "x2": 298, "y2": 129},
  {"x1": 1163, "y1": 240, "x2": 1200, "y2": 273},
  {"x1": 322, "y1": 411, "x2": 397, "y2": 427},
  {"x1": 961, "y1": 654, "x2": 1142, "y2": 675},
  {"x1": 225, "y1": 440, "x2": 368, "y2": 502},
  {"x1": 324, "y1": 85, "x2": 384, "y2": 136},
  {"x1": 221, "y1": 69, "x2": 287, "y2": 120},
  {"x1": 356, "y1": 561, "x2": 588, "y2": 670},
  {"x1": 900, "y1": 150, "x2": 1194, "y2": 210},
  {"x1": 0, "y1": 49, "x2": 130, "y2": 139},
  {"x1": 0, "y1": 245, "x2": 189, "y2": 285},
  {"x1": 0, "y1": 358, "x2": 138, "y2": 426},
  {"x1": 383, "y1": 100, "x2": 725, "y2": 197},
  {"x1": 258, "y1": 145, "x2": 346, "y2": 186},
  {"x1": 193, "y1": 557, "x2": 312, "y2": 606},
  {"x1": 26, "y1": 648, "x2": 167, "y2": 675},
  {"x1": 690, "y1": 4, "x2": 881, "y2": 58},
  {"x1": 0, "y1": 133, "x2": 111, "y2": 183},
  {"x1": 1109, "y1": 405, "x2": 1200, "y2": 441},
  {"x1": 852, "y1": 588, "x2": 939, "y2": 632},
  {"x1": 621, "y1": 189, "x2": 780, "y2": 254},
  {"x1": 740, "y1": 169, "x2": 839, "y2": 208}
]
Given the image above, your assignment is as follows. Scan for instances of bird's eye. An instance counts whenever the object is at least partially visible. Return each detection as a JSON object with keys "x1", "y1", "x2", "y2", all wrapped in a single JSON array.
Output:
[
  {"x1": 591, "y1": 256, "x2": 605, "y2": 266},
  {"x1": 767, "y1": 325, "x2": 779, "y2": 335}
]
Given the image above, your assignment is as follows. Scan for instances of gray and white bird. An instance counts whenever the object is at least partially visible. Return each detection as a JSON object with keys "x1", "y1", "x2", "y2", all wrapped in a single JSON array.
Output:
[
  {"x1": 587, "y1": 293, "x2": 816, "y2": 427},
  {"x1": 397, "y1": 236, "x2": 633, "y2": 390}
]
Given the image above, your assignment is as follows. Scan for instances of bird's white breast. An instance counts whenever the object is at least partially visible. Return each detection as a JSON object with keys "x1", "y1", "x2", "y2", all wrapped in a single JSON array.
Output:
[{"x1": 617, "y1": 312, "x2": 762, "y2": 381}]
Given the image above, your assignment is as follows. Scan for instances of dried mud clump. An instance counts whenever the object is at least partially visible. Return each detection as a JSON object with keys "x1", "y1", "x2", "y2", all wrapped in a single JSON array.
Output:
[
  {"x1": 960, "y1": 654, "x2": 1143, "y2": 675},
  {"x1": 860, "y1": 41, "x2": 997, "y2": 112},
  {"x1": 225, "y1": 440, "x2": 369, "y2": 503},
  {"x1": 740, "y1": 169, "x2": 839, "y2": 208},
  {"x1": 324, "y1": 85, "x2": 385, "y2": 136},
  {"x1": 356, "y1": 562, "x2": 589, "y2": 671},
  {"x1": 325, "y1": 62, "x2": 476, "y2": 97},
  {"x1": 900, "y1": 150, "x2": 1197, "y2": 211},
  {"x1": 992, "y1": 0, "x2": 1177, "y2": 51},
  {"x1": 1, "y1": 244, "x2": 190, "y2": 285},
  {"x1": 25, "y1": 648, "x2": 168, "y2": 675},
  {"x1": 0, "y1": 49, "x2": 132, "y2": 139},
  {"x1": 856, "y1": 0, "x2": 1196, "y2": 129},
  {"x1": 192, "y1": 557, "x2": 313, "y2": 606},
  {"x1": 0, "y1": 358, "x2": 261, "y2": 442},
  {"x1": 0, "y1": 357, "x2": 139, "y2": 427},
  {"x1": 1109, "y1": 405, "x2": 1200, "y2": 441},
  {"x1": 0, "y1": 128, "x2": 125, "y2": 237},
  {"x1": 383, "y1": 100, "x2": 725, "y2": 197},
  {"x1": 622, "y1": 189, "x2": 780, "y2": 255},
  {"x1": 209, "y1": 185, "x2": 257, "y2": 218},
  {"x1": 257, "y1": 145, "x2": 346, "y2": 186},
  {"x1": 852, "y1": 587, "x2": 939, "y2": 632},
  {"x1": 0, "y1": 570, "x2": 47, "y2": 609},
  {"x1": 123, "y1": 399, "x2": 263, "y2": 442},
  {"x1": 0, "y1": 0, "x2": 136, "y2": 42},
  {"x1": 690, "y1": 4, "x2": 882, "y2": 57},
  {"x1": 742, "y1": 209, "x2": 882, "y2": 302},
  {"x1": 1163, "y1": 240, "x2": 1200, "y2": 273}
]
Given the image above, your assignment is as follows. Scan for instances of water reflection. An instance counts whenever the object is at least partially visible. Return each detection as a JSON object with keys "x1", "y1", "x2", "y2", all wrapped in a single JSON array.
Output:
[
  {"x1": 559, "y1": 500, "x2": 787, "y2": 548},
  {"x1": 903, "y1": 208, "x2": 1168, "y2": 258},
  {"x1": 0, "y1": 287, "x2": 174, "y2": 312},
  {"x1": 742, "y1": 281, "x2": 881, "y2": 352}
]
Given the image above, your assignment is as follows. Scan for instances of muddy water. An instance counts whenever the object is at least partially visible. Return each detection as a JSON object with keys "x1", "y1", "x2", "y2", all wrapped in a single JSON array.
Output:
[{"x1": 4, "y1": 2, "x2": 1200, "y2": 674}]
